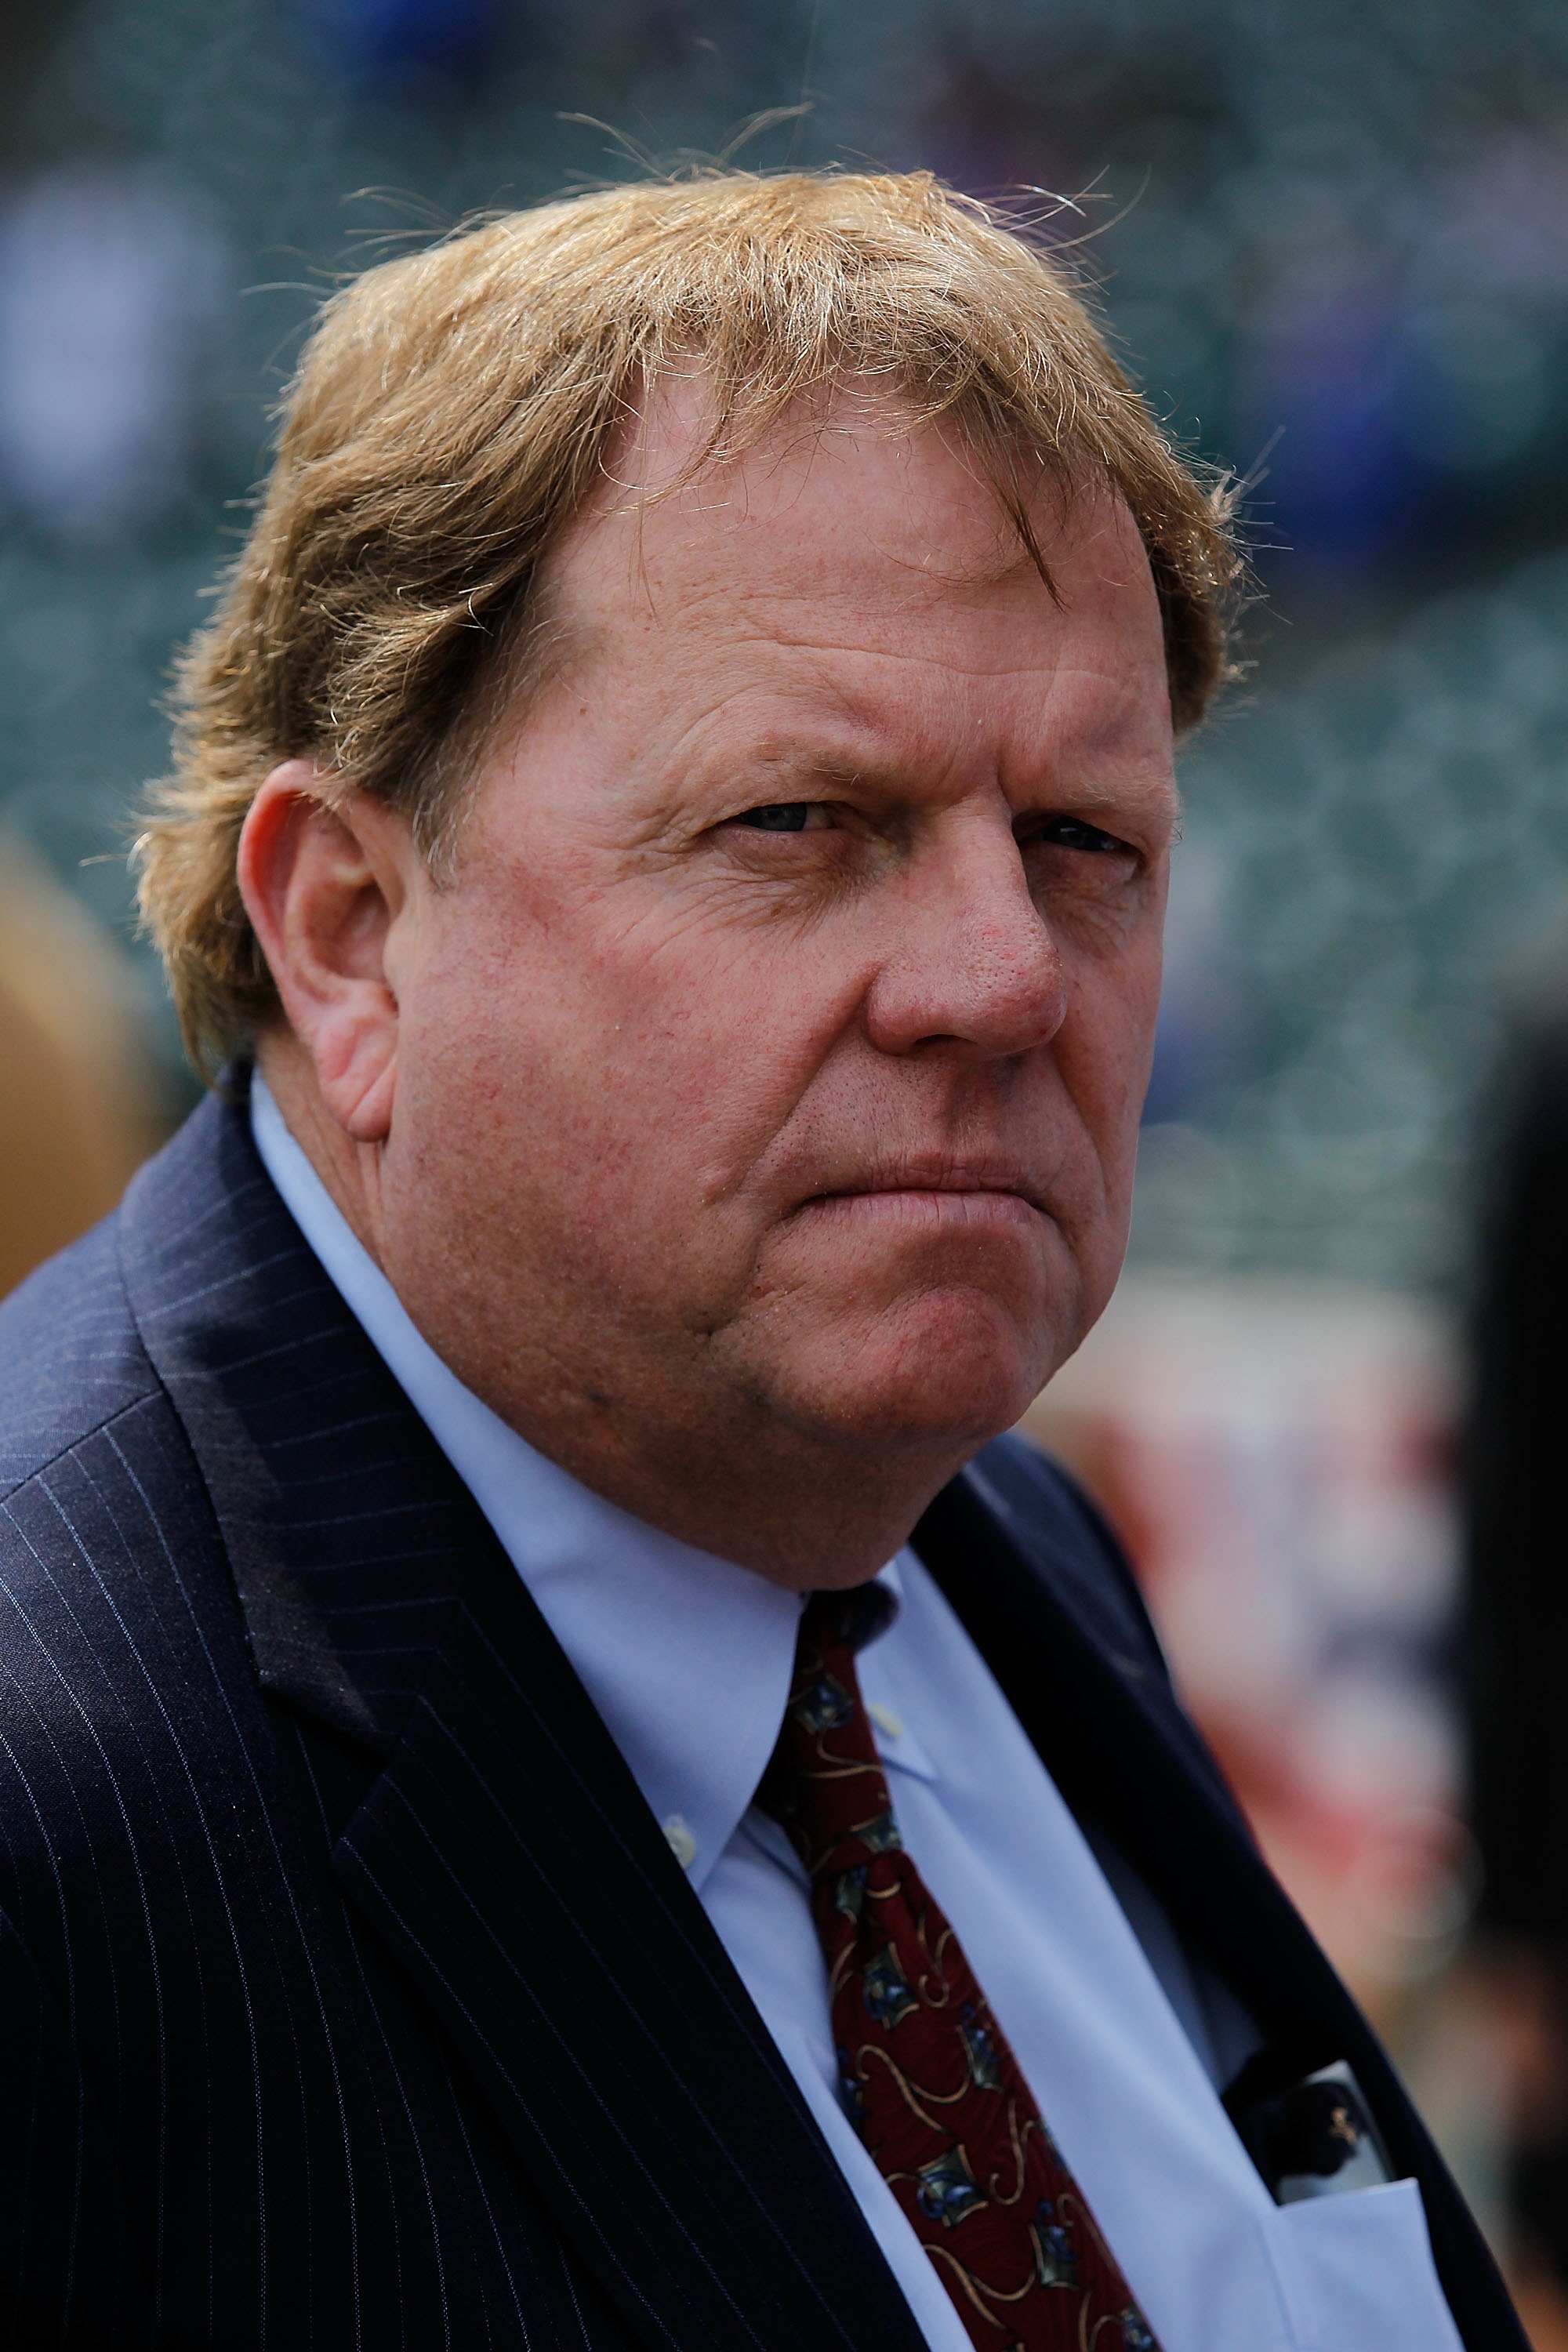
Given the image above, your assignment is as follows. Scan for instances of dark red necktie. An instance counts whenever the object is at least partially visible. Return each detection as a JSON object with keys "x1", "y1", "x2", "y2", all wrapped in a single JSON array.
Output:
[{"x1": 760, "y1": 1591, "x2": 1160, "y2": 2352}]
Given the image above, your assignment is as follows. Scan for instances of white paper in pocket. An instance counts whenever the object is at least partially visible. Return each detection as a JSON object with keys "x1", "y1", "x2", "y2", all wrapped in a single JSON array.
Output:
[{"x1": 1265, "y1": 2176, "x2": 1465, "y2": 2352}]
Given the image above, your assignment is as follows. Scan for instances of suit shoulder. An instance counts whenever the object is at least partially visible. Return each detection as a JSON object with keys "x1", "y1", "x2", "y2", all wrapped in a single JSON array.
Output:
[
  {"x1": 0, "y1": 1209, "x2": 162, "y2": 1498},
  {"x1": 0, "y1": 1238, "x2": 249, "y2": 1856},
  {"x1": 963, "y1": 1428, "x2": 1170, "y2": 1676},
  {"x1": 967, "y1": 1427, "x2": 1120, "y2": 1549}
]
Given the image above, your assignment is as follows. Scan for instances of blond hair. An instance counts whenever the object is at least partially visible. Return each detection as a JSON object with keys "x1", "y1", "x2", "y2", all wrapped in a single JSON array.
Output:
[{"x1": 137, "y1": 169, "x2": 1239, "y2": 1075}]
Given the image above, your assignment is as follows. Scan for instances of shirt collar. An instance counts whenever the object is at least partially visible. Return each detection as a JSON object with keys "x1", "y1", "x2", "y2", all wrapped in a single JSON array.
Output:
[{"x1": 249, "y1": 1074, "x2": 900, "y2": 1888}]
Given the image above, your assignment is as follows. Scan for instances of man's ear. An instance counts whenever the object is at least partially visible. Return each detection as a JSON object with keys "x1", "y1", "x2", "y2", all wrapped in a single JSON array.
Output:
[{"x1": 237, "y1": 761, "x2": 421, "y2": 1144}]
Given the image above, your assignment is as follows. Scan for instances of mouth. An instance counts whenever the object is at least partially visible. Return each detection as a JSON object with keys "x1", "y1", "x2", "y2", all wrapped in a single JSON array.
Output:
[{"x1": 797, "y1": 1161, "x2": 1051, "y2": 1226}]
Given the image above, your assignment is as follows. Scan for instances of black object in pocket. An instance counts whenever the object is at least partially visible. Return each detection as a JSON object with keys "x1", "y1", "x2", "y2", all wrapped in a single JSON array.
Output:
[{"x1": 1225, "y1": 2056, "x2": 1394, "y2": 2205}]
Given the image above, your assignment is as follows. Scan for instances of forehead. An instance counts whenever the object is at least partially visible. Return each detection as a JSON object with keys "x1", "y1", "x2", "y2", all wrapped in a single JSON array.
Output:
[{"x1": 538, "y1": 378, "x2": 1171, "y2": 759}]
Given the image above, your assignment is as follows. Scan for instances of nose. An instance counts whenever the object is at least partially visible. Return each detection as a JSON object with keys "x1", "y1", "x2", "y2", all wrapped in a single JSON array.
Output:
[{"x1": 862, "y1": 816, "x2": 1067, "y2": 1061}]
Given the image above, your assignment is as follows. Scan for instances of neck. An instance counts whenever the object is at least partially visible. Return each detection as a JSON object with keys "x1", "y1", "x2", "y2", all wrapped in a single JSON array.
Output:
[
  {"x1": 256, "y1": 1033, "x2": 388, "y2": 1261},
  {"x1": 492, "y1": 1406, "x2": 959, "y2": 1592}
]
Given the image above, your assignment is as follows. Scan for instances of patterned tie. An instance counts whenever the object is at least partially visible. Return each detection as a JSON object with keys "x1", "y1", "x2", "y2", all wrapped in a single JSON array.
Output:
[{"x1": 759, "y1": 1591, "x2": 1160, "y2": 2352}]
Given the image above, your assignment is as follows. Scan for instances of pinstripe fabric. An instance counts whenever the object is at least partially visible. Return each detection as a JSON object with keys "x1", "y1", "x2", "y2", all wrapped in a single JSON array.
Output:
[{"x1": 0, "y1": 1089, "x2": 1524, "y2": 2350}]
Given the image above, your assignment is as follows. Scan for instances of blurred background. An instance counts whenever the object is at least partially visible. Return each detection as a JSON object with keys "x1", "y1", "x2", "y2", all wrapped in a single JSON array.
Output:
[{"x1": 2, "y1": 0, "x2": 1567, "y2": 2332}]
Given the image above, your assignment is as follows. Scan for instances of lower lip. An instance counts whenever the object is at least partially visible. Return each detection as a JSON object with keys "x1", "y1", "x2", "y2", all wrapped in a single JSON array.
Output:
[{"x1": 800, "y1": 1189, "x2": 1045, "y2": 1232}]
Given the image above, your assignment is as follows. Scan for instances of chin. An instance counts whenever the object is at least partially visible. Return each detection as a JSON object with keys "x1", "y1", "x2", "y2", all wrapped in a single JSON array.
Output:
[{"x1": 774, "y1": 1287, "x2": 1065, "y2": 1458}]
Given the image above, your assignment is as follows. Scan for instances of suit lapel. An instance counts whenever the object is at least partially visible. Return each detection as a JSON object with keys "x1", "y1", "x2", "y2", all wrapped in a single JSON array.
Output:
[
  {"x1": 916, "y1": 1455, "x2": 1360, "y2": 2044},
  {"x1": 332, "y1": 1552, "x2": 925, "y2": 2352},
  {"x1": 120, "y1": 1093, "x2": 927, "y2": 2352}
]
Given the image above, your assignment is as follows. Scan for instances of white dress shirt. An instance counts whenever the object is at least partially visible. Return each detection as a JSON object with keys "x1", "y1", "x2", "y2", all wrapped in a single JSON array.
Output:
[{"x1": 252, "y1": 1076, "x2": 1463, "y2": 2352}]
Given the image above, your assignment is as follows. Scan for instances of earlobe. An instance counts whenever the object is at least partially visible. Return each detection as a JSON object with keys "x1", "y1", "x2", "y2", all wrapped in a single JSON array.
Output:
[
  {"x1": 237, "y1": 760, "x2": 411, "y2": 1146},
  {"x1": 320, "y1": 1033, "x2": 398, "y2": 1144}
]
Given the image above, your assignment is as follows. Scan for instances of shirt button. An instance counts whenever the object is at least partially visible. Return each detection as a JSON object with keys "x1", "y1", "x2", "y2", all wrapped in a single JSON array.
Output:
[
  {"x1": 868, "y1": 1701, "x2": 904, "y2": 1741},
  {"x1": 662, "y1": 1813, "x2": 697, "y2": 1870}
]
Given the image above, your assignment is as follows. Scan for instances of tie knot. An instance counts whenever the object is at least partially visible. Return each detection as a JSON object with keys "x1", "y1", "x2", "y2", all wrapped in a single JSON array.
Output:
[{"x1": 757, "y1": 1588, "x2": 902, "y2": 1878}]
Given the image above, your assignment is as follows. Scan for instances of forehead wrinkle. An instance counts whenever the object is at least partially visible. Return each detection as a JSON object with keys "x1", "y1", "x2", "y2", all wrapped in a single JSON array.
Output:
[
  {"x1": 745, "y1": 623, "x2": 1134, "y2": 687},
  {"x1": 614, "y1": 521, "x2": 1156, "y2": 666},
  {"x1": 626, "y1": 544, "x2": 1065, "y2": 645},
  {"x1": 604, "y1": 583, "x2": 1156, "y2": 702},
  {"x1": 643, "y1": 607, "x2": 1168, "y2": 753}
]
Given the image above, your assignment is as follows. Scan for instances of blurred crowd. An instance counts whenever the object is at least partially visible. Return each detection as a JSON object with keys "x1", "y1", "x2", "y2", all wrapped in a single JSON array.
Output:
[{"x1": 5, "y1": 0, "x2": 1568, "y2": 2336}]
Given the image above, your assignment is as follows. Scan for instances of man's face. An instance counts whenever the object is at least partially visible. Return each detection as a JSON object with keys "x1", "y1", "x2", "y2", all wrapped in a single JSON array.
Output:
[{"x1": 376, "y1": 392, "x2": 1177, "y2": 1500}]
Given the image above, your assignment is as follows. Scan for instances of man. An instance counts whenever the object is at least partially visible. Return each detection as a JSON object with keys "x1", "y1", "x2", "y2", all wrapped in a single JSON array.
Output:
[{"x1": 0, "y1": 171, "x2": 1519, "y2": 2349}]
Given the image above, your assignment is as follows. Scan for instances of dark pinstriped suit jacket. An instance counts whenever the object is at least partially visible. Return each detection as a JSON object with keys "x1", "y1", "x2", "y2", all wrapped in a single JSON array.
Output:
[{"x1": 0, "y1": 1091, "x2": 1523, "y2": 2350}]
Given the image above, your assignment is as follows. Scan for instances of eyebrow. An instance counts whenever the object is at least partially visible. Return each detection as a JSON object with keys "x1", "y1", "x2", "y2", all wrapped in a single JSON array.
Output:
[
  {"x1": 729, "y1": 741, "x2": 1176, "y2": 811},
  {"x1": 729, "y1": 744, "x2": 881, "y2": 794}
]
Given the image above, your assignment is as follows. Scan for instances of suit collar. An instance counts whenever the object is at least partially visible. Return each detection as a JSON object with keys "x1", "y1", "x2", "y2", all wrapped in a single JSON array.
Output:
[{"x1": 118, "y1": 1088, "x2": 927, "y2": 2352}]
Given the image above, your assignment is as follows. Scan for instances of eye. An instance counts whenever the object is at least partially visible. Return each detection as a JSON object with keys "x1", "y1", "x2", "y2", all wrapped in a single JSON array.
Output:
[
  {"x1": 1032, "y1": 815, "x2": 1129, "y2": 855},
  {"x1": 732, "y1": 803, "x2": 830, "y2": 833}
]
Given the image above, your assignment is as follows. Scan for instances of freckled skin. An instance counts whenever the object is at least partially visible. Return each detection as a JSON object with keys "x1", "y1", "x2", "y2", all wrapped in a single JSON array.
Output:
[{"x1": 241, "y1": 388, "x2": 1178, "y2": 1589}]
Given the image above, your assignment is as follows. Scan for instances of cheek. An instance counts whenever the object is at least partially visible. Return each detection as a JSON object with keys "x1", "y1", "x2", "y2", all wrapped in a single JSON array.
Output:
[
  {"x1": 1060, "y1": 951, "x2": 1163, "y2": 1159},
  {"x1": 397, "y1": 873, "x2": 852, "y2": 1236}
]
